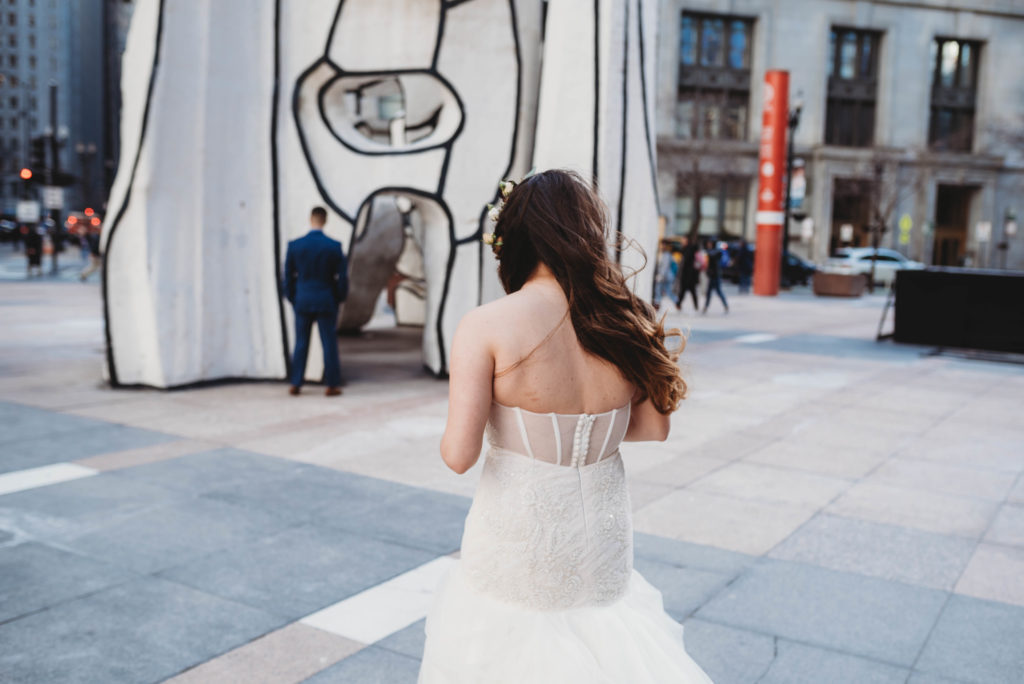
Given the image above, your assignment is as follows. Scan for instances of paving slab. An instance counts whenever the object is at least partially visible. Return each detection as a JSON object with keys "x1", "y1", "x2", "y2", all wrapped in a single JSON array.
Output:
[
  {"x1": 110, "y1": 447, "x2": 311, "y2": 494},
  {"x1": 203, "y1": 466, "x2": 416, "y2": 528},
  {"x1": 633, "y1": 489, "x2": 816, "y2": 555},
  {"x1": 915, "y1": 595, "x2": 1024, "y2": 684},
  {"x1": 687, "y1": 461, "x2": 852, "y2": 508},
  {"x1": 165, "y1": 623, "x2": 362, "y2": 684},
  {"x1": 1, "y1": 421, "x2": 176, "y2": 473},
  {"x1": 954, "y1": 542, "x2": 1024, "y2": 608},
  {"x1": 160, "y1": 524, "x2": 437, "y2": 621},
  {"x1": 681, "y1": 618, "x2": 775, "y2": 684},
  {"x1": 302, "y1": 645, "x2": 420, "y2": 684},
  {"x1": 633, "y1": 532, "x2": 753, "y2": 577},
  {"x1": 633, "y1": 558, "x2": 734, "y2": 621},
  {"x1": 376, "y1": 618, "x2": 427, "y2": 660},
  {"x1": 697, "y1": 559, "x2": 948, "y2": 666},
  {"x1": 759, "y1": 640, "x2": 910, "y2": 684},
  {"x1": 827, "y1": 481, "x2": 997, "y2": 538},
  {"x1": 984, "y1": 504, "x2": 1024, "y2": 548},
  {"x1": 320, "y1": 487, "x2": 470, "y2": 555},
  {"x1": 743, "y1": 440, "x2": 886, "y2": 479},
  {"x1": 769, "y1": 514, "x2": 976, "y2": 590},
  {"x1": 0, "y1": 576, "x2": 284, "y2": 684},
  {"x1": 0, "y1": 541, "x2": 135, "y2": 623},
  {"x1": 60, "y1": 494, "x2": 293, "y2": 574},
  {"x1": 867, "y1": 457, "x2": 1016, "y2": 502},
  {"x1": 0, "y1": 472, "x2": 188, "y2": 542}
]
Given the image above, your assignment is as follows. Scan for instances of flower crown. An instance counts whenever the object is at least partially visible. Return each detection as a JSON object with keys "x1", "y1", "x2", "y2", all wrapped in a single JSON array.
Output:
[{"x1": 482, "y1": 168, "x2": 536, "y2": 255}]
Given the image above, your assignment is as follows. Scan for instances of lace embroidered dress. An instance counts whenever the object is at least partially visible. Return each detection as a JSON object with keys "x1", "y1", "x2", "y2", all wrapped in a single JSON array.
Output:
[{"x1": 419, "y1": 402, "x2": 713, "y2": 683}]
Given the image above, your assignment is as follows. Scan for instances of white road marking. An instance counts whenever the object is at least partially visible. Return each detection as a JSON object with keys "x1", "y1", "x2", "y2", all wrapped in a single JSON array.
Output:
[
  {"x1": 301, "y1": 554, "x2": 456, "y2": 644},
  {"x1": 734, "y1": 333, "x2": 779, "y2": 344},
  {"x1": 0, "y1": 462, "x2": 98, "y2": 496}
]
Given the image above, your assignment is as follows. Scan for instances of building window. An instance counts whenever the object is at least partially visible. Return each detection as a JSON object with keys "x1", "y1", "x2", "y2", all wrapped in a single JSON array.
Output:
[
  {"x1": 28, "y1": 34, "x2": 35, "y2": 48},
  {"x1": 825, "y1": 27, "x2": 880, "y2": 147},
  {"x1": 673, "y1": 177, "x2": 749, "y2": 237},
  {"x1": 28, "y1": 15, "x2": 34, "y2": 27},
  {"x1": 676, "y1": 12, "x2": 754, "y2": 141},
  {"x1": 7, "y1": 33, "x2": 15, "y2": 47},
  {"x1": 29, "y1": 55, "x2": 35, "y2": 68},
  {"x1": 8, "y1": 11, "x2": 15, "y2": 25},
  {"x1": 929, "y1": 38, "x2": 980, "y2": 152},
  {"x1": 8, "y1": 96, "x2": 16, "y2": 108},
  {"x1": 8, "y1": 53, "x2": 15, "y2": 66}
]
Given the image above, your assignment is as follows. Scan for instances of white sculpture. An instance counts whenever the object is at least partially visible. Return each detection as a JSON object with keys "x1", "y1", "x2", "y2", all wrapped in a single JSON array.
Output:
[{"x1": 103, "y1": 0, "x2": 658, "y2": 388}]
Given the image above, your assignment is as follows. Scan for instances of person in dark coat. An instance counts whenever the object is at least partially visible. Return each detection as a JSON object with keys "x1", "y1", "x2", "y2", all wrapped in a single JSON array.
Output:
[
  {"x1": 674, "y1": 236, "x2": 700, "y2": 312},
  {"x1": 283, "y1": 206, "x2": 349, "y2": 396},
  {"x1": 737, "y1": 239, "x2": 753, "y2": 294},
  {"x1": 702, "y1": 238, "x2": 729, "y2": 314},
  {"x1": 22, "y1": 225, "x2": 43, "y2": 278}
]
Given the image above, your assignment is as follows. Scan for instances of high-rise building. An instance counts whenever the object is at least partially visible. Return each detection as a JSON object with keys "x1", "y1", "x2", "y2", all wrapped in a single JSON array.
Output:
[
  {"x1": 656, "y1": 0, "x2": 1024, "y2": 270},
  {"x1": 0, "y1": 0, "x2": 134, "y2": 216}
]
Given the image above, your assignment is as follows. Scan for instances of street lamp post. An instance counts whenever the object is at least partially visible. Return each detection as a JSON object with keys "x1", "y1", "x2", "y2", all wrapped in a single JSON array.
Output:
[{"x1": 781, "y1": 92, "x2": 803, "y2": 288}]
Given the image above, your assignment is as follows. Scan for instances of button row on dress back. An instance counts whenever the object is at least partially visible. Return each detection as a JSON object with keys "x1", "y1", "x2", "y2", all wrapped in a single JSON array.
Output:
[{"x1": 570, "y1": 414, "x2": 597, "y2": 468}]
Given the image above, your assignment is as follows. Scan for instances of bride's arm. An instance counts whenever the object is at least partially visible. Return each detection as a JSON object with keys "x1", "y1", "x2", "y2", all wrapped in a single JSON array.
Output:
[
  {"x1": 441, "y1": 309, "x2": 495, "y2": 474},
  {"x1": 623, "y1": 389, "x2": 671, "y2": 442}
]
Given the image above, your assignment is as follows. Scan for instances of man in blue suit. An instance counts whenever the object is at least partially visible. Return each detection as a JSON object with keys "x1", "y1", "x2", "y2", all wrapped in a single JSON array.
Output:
[{"x1": 283, "y1": 206, "x2": 349, "y2": 396}]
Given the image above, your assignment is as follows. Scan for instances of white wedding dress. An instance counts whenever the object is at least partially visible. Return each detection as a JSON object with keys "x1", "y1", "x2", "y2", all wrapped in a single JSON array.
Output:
[{"x1": 419, "y1": 401, "x2": 713, "y2": 683}]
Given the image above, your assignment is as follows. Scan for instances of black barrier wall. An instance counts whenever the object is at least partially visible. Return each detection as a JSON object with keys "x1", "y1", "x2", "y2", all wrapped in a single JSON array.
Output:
[{"x1": 894, "y1": 268, "x2": 1024, "y2": 354}]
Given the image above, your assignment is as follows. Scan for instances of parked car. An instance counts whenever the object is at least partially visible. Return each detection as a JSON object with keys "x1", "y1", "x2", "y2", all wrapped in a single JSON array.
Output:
[
  {"x1": 721, "y1": 244, "x2": 817, "y2": 286},
  {"x1": 826, "y1": 247, "x2": 924, "y2": 286}
]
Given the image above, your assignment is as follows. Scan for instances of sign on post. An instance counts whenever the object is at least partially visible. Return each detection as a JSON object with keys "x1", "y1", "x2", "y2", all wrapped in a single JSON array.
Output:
[
  {"x1": 42, "y1": 186, "x2": 64, "y2": 210},
  {"x1": 753, "y1": 70, "x2": 789, "y2": 296},
  {"x1": 16, "y1": 200, "x2": 41, "y2": 223}
]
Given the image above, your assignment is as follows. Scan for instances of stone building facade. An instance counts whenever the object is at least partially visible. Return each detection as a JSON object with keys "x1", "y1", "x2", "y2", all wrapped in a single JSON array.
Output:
[{"x1": 655, "y1": 0, "x2": 1024, "y2": 270}]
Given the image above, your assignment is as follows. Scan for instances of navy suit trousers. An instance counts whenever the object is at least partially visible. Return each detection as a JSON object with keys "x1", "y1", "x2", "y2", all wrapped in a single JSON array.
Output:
[{"x1": 290, "y1": 310, "x2": 341, "y2": 388}]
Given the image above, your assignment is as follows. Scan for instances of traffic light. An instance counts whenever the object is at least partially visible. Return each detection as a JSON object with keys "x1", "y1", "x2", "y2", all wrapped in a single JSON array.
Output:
[
  {"x1": 29, "y1": 136, "x2": 47, "y2": 173},
  {"x1": 19, "y1": 168, "x2": 32, "y2": 181}
]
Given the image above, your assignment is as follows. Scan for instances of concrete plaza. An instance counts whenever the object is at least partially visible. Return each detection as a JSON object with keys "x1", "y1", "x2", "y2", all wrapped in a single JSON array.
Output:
[{"x1": 1, "y1": 251, "x2": 1023, "y2": 683}]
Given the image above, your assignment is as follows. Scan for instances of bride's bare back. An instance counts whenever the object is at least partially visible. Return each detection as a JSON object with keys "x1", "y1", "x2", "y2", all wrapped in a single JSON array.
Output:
[{"x1": 441, "y1": 266, "x2": 671, "y2": 474}]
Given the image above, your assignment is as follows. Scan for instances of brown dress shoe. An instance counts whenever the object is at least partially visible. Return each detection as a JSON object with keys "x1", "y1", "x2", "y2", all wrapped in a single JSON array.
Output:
[
  {"x1": 325, "y1": 386, "x2": 342, "y2": 397},
  {"x1": 288, "y1": 385, "x2": 301, "y2": 396}
]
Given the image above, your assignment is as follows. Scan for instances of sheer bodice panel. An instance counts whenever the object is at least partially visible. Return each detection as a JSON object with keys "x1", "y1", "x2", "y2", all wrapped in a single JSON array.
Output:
[
  {"x1": 459, "y1": 402, "x2": 634, "y2": 610},
  {"x1": 486, "y1": 402, "x2": 630, "y2": 467}
]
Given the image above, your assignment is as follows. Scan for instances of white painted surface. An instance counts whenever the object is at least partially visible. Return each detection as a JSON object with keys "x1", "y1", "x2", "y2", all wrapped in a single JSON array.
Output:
[
  {"x1": 301, "y1": 554, "x2": 456, "y2": 644},
  {"x1": 734, "y1": 333, "x2": 779, "y2": 344},
  {"x1": 0, "y1": 463, "x2": 98, "y2": 497}
]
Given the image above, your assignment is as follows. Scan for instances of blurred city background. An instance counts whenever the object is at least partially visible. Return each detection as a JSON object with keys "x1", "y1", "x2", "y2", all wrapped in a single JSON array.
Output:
[{"x1": 2, "y1": 1, "x2": 1023, "y2": 683}]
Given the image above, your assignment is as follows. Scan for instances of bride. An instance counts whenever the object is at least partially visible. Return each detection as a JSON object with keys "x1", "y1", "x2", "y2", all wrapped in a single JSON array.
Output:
[{"x1": 419, "y1": 169, "x2": 712, "y2": 683}]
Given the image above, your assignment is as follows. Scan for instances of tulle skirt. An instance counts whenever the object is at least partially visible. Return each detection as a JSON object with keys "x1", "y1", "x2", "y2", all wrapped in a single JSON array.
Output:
[{"x1": 418, "y1": 563, "x2": 714, "y2": 683}]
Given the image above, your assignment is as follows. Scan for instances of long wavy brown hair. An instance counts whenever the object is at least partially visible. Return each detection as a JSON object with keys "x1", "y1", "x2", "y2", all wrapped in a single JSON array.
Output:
[{"x1": 491, "y1": 169, "x2": 686, "y2": 414}]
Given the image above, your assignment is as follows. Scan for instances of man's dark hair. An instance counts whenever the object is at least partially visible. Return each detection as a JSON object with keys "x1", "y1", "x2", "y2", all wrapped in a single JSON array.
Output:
[{"x1": 311, "y1": 206, "x2": 328, "y2": 223}]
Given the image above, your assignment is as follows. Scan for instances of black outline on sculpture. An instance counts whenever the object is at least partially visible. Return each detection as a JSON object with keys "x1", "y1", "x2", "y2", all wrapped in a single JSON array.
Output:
[
  {"x1": 614, "y1": 0, "x2": 630, "y2": 264},
  {"x1": 271, "y1": 0, "x2": 291, "y2": 379},
  {"x1": 101, "y1": 0, "x2": 167, "y2": 387},
  {"x1": 316, "y1": 69, "x2": 464, "y2": 157},
  {"x1": 291, "y1": 0, "x2": 523, "y2": 376},
  {"x1": 635, "y1": 0, "x2": 660, "y2": 215}
]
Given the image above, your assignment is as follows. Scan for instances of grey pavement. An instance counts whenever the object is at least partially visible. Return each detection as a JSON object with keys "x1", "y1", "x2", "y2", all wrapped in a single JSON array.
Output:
[{"x1": 1, "y1": 265, "x2": 1023, "y2": 683}]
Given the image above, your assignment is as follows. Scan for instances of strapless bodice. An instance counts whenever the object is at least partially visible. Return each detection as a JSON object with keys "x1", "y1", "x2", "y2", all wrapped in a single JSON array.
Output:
[{"x1": 485, "y1": 401, "x2": 631, "y2": 467}]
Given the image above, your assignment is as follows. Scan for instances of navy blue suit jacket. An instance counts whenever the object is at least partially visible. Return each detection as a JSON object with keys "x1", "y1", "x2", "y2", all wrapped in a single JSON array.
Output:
[{"x1": 283, "y1": 230, "x2": 349, "y2": 314}]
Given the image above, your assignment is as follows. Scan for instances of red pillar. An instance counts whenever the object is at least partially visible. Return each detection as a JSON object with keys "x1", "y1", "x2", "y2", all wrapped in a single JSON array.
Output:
[{"x1": 753, "y1": 70, "x2": 789, "y2": 296}]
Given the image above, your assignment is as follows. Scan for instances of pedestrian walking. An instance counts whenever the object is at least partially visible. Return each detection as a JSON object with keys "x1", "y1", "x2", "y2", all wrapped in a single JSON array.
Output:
[
  {"x1": 282, "y1": 206, "x2": 349, "y2": 396},
  {"x1": 79, "y1": 225, "x2": 103, "y2": 281},
  {"x1": 737, "y1": 239, "x2": 753, "y2": 294},
  {"x1": 653, "y1": 239, "x2": 678, "y2": 310},
  {"x1": 674, "y1": 235, "x2": 700, "y2": 312},
  {"x1": 21, "y1": 225, "x2": 43, "y2": 278},
  {"x1": 702, "y1": 238, "x2": 729, "y2": 314}
]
